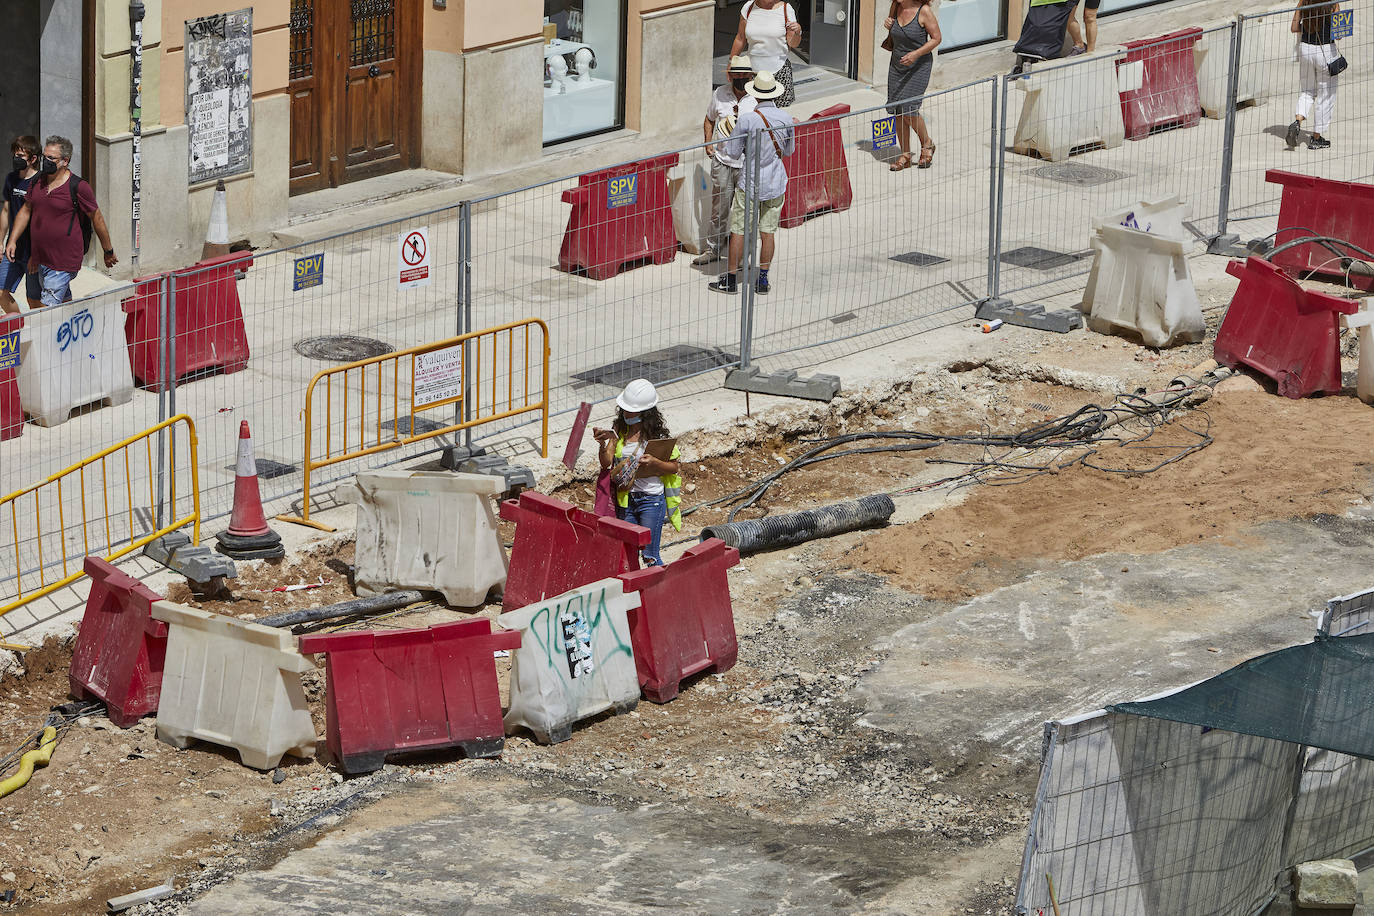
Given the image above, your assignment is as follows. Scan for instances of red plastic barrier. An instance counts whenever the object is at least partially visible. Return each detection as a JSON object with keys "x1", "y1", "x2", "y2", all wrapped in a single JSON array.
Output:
[
  {"x1": 1117, "y1": 28, "x2": 1202, "y2": 140},
  {"x1": 499, "y1": 491, "x2": 649, "y2": 612},
  {"x1": 618, "y1": 538, "x2": 740, "y2": 703},
  {"x1": 0, "y1": 313, "x2": 22, "y2": 441},
  {"x1": 1267, "y1": 169, "x2": 1374, "y2": 291},
  {"x1": 1215, "y1": 257, "x2": 1358, "y2": 398},
  {"x1": 781, "y1": 103, "x2": 854, "y2": 230},
  {"x1": 557, "y1": 153, "x2": 679, "y2": 280},
  {"x1": 68, "y1": 556, "x2": 168, "y2": 727},
  {"x1": 300, "y1": 618, "x2": 520, "y2": 774},
  {"x1": 122, "y1": 251, "x2": 252, "y2": 391}
]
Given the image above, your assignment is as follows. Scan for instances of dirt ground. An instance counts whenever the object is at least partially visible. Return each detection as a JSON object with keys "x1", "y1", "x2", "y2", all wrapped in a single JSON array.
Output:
[{"x1": 4, "y1": 350, "x2": 1374, "y2": 913}]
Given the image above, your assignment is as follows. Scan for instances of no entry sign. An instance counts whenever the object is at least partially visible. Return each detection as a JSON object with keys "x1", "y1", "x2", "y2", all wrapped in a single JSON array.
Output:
[{"x1": 398, "y1": 227, "x2": 431, "y2": 289}]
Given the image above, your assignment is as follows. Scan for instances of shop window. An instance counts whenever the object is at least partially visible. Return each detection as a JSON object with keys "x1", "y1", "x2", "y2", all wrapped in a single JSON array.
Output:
[
  {"x1": 939, "y1": 0, "x2": 1005, "y2": 51},
  {"x1": 543, "y1": 0, "x2": 625, "y2": 145}
]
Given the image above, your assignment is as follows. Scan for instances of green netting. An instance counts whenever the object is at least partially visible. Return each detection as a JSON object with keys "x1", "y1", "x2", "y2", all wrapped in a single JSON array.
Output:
[{"x1": 1109, "y1": 634, "x2": 1374, "y2": 761}]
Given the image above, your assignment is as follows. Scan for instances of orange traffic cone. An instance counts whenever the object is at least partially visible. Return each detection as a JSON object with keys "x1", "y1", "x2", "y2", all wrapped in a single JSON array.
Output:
[{"x1": 215, "y1": 420, "x2": 285, "y2": 559}]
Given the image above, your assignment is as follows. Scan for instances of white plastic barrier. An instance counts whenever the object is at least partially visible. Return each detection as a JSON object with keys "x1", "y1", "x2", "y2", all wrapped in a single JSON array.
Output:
[
  {"x1": 1012, "y1": 47, "x2": 1127, "y2": 162},
  {"x1": 1196, "y1": 22, "x2": 1261, "y2": 119},
  {"x1": 152, "y1": 601, "x2": 316, "y2": 770},
  {"x1": 16, "y1": 297, "x2": 133, "y2": 427},
  {"x1": 1081, "y1": 223, "x2": 1206, "y2": 348},
  {"x1": 500, "y1": 577, "x2": 641, "y2": 744},
  {"x1": 1093, "y1": 195, "x2": 1191, "y2": 242},
  {"x1": 1342, "y1": 300, "x2": 1374, "y2": 406},
  {"x1": 337, "y1": 470, "x2": 508, "y2": 607},
  {"x1": 669, "y1": 160, "x2": 712, "y2": 255}
]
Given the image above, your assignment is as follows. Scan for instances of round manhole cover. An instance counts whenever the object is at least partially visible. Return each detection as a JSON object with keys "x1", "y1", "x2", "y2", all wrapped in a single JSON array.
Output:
[
  {"x1": 294, "y1": 336, "x2": 395, "y2": 362},
  {"x1": 1031, "y1": 162, "x2": 1129, "y2": 186}
]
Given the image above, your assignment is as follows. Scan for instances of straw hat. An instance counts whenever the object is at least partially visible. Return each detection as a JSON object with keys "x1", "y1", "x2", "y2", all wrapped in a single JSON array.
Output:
[{"x1": 746, "y1": 70, "x2": 785, "y2": 100}]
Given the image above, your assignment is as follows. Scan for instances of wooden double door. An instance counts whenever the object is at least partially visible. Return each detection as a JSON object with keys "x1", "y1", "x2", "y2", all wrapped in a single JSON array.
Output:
[{"x1": 289, "y1": 0, "x2": 420, "y2": 195}]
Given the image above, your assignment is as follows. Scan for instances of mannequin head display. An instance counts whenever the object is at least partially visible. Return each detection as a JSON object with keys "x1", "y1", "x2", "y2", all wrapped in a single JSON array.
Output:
[
  {"x1": 548, "y1": 53, "x2": 569, "y2": 94},
  {"x1": 573, "y1": 47, "x2": 596, "y2": 82}
]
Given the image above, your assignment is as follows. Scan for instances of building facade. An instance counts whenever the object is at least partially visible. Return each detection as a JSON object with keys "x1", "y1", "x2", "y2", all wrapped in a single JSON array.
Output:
[{"x1": 16, "y1": 0, "x2": 1172, "y2": 279}]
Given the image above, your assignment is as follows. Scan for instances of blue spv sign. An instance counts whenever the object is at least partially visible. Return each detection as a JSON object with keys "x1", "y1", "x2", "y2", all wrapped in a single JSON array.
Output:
[
  {"x1": 872, "y1": 116, "x2": 898, "y2": 150},
  {"x1": 293, "y1": 253, "x2": 324, "y2": 291},
  {"x1": 0, "y1": 327, "x2": 18, "y2": 371},
  {"x1": 1332, "y1": 9, "x2": 1354, "y2": 39},
  {"x1": 607, "y1": 174, "x2": 638, "y2": 209}
]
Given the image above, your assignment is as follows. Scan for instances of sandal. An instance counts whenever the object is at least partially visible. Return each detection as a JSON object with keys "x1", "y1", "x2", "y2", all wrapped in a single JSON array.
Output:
[
  {"x1": 889, "y1": 152, "x2": 914, "y2": 172},
  {"x1": 917, "y1": 143, "x2": 936, "y2": 169}
]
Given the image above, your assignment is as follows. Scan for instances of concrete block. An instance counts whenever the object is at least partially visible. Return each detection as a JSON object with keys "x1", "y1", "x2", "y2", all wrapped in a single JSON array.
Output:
[
  {"x1": 500, "y1": 577, "x2": 642, "y2": 744},
  {"x1": 15, "y1": 296, "x2": 134, "y2": 427},
  {"x1": 439, "y1": 449, "x2": 536, "y2": 494},
  {"x1": 1294, "y1": 858, "x2": 1358, "y2": 909},
  {"x1": 151, "y1": 601, "x2": 316, "y2": 770},
  {"x1": 336, "y1": 470, "x2": 508, "y2": 608},
  {"x1": 976, "y1": 298, "x2": 1083, "y2": 334},
  {"x1": 724, "y1": 366, "x2": 842, "y2": 402},
  {"x1": 107, "y1": 882, "x2": 174, "y2": 913},
  {"x1": 143, "y1": 531, "x2": 237, "y2": 586}
]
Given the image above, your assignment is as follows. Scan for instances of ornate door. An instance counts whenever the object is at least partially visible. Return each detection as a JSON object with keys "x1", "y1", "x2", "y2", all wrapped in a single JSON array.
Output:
[
  {"x1": 288, "y1": 0, "x2": 329, "y2": 194},
  {"x1": 288, "y1": 0, "x2": 417, "y2": 195}
]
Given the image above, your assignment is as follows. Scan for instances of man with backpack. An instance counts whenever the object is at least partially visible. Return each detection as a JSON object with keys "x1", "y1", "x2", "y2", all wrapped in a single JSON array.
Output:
[{"x1": 4, "y1": 135, "x2": 116, "y2": 307}]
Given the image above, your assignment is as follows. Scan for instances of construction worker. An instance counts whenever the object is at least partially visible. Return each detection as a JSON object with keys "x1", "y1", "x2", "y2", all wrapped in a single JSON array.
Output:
[{"x1": 593, "y1": 378, "x2": 683, "y2": 566}]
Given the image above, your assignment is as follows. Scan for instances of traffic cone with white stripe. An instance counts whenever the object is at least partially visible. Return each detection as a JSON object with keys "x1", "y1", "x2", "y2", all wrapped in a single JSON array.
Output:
[
  {"x1": 216, "y1": 420, "x2": 285, "y2": 559},
  {"x1": 201, "y1": 179, "x2": 230, "y2": 260}
]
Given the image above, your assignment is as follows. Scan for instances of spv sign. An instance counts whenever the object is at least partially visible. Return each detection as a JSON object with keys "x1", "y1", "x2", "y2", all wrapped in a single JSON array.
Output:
[
  {"x1": 0, "y1": 327, "x2": 18, "y2": 371},
  {"x1": 607, "y1": 174, "x2": 638, "y2": 209}
]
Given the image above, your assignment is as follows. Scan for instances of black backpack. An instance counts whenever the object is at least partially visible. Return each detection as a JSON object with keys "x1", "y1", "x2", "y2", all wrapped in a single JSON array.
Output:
[{"x1": 64, "y1": 174, "x2": 94, "y2": 254}]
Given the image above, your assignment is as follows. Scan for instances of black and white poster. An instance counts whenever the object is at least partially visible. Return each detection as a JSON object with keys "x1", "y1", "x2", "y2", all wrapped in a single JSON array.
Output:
[{"x1": 185, "y1": 8, "x2": 253, "y2": 185}]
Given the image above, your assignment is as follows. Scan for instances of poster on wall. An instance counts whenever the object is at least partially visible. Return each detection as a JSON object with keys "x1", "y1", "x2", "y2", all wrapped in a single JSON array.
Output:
[{"x1": 185, "y1": 8, "x2": 253, "y2": 185}]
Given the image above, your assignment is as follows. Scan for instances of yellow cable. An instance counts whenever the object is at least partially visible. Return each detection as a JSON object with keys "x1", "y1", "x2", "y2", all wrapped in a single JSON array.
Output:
[{"x1": 0, "y1": 726, "x2": 57, "y2": 800}]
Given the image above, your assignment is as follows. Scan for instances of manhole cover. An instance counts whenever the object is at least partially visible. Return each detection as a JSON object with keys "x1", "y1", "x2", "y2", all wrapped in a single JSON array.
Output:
[
  {"x1": 1031, "y1": 163, "x2": 1129, "y2": 186},
  {"x1": 572, "y1": 345, "x2": 737, "y2": 388},
  {"x1": 1000, "y1": 246, "x2": 1088, "y2": 271},
  {"x1": 294, "y1": 336, "x2": 394, "y2": 362},
  {"x1": 223, "y1": 457, "x2": 297, "y2": 479},
  {"x1": 890, "y1": 250, "x2": 949, "y2": 268},
  {"x1": 383, "y1": 415, "x2": 450, "y2": 437}
]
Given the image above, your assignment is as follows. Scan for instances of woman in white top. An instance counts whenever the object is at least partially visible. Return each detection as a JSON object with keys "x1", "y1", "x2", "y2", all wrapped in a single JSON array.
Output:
[{"x1": 730, "y1": 0, "x2": 803, "y2": 107}]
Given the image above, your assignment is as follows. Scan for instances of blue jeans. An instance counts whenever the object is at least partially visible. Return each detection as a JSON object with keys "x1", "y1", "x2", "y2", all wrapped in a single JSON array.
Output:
[
  {"x1": 618, "y1": 490, "x2": 667, "y2": 566},
  {"x1": 0, "y1": 254, "x2": 27, "y2": 293},
  {"x1": 25, "y1": 265, "x2": 77, "y2": 306}
]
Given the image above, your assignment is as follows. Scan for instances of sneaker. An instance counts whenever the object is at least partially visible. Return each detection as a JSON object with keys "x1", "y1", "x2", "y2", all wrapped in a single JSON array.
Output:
[
  {"x1": 1069, "y1": 44, "x2": 1087, "y2": 56},
  {"x1": 1286, "y1": 119, "x2": 1301, "y2": 148},
  {"x1": 708, "y1": 274, "x2": 738, "y2": 294},
  {"x1": 691, "y1": 251, "x2": 721, "y2": 266},
  {"x1": 756, "y1": 277, "x2": 771, "y2": 296},
  {"x1": 1309, "y1": 135, "x2": 1331, "y2": 149}
]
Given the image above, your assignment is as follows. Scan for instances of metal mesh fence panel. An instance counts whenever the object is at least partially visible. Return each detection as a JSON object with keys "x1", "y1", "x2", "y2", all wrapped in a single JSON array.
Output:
[
  {"x1": 994, "y1": 26, "x2": 1233, "y2": 307},
  {"x1": 167, "y1": 205, "x2": 466, "y2": 522},
  {"x1": 0, "y1": 285, "x2": 166, "y2": 608},
  {"x1": 744, "y1": 78, "x2": 996, "y2": 366},
  {"x1": 1017, "y1": 710, "x2": 1296, "y2": 916},
  {"x1": 465, "y1": 138, "x2": 744, "y2": 442},
  {"x1": 1225, "y1": 0, "x2": 1374, "y2": 249}
]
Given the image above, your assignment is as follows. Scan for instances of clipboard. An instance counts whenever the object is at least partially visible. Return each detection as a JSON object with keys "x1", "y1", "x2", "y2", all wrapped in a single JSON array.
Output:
[{"x1": 634, "y1": 438, "x2": 677, "y2": 479}]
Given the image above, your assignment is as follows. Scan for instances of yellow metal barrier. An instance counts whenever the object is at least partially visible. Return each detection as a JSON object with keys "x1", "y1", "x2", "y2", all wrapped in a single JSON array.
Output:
[
  {"x1": 0, "y1": 414, "x2": 201, "y2": 618},
  {"x1": 278, "y1": 318, "x2": 550, "y2": 531}
]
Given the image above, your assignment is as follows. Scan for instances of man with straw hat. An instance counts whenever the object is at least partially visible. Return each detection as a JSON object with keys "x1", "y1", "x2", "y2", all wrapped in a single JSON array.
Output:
[
  {"x1": 695, "y1": 54, "x2": 758, "y2": 266},
  {"x1": 708, "y1": 69, "x2": 795, "y2": 297}
]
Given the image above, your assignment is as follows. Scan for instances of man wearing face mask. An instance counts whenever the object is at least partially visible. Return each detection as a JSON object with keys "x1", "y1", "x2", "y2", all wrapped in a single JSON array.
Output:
[
  {"x1": 695, "y1": 55, "x2": 758, "y2": 267},
  {"x1": 0, "y1": 136, "x2": 39, "y2": 314},
  {"x1": 5, "y1": 136, "x2": 117, "y2": 308}
]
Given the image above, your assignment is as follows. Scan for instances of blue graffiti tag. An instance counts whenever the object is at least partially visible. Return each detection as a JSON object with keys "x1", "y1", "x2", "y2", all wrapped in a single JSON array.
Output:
[{"x1": 56, "y1": 309, "x2": 94, "y2": 353}]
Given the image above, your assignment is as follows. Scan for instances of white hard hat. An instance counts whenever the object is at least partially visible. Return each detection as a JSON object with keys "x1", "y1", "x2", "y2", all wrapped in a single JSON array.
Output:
[{"x1": 616, "y1": 378, "x2": 659, "y2": 412}]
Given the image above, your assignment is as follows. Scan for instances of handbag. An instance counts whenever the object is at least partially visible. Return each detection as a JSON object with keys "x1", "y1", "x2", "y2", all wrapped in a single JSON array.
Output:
[
  {"x1": 881, "y1": 1, "x2": 899, "y2": 52},
  {"x1": 1323, "y1": 38, "x2": 1348, "y2": 76},
  {"x1": 593, "y1": 468, "x2": 615, "y2": 517}
]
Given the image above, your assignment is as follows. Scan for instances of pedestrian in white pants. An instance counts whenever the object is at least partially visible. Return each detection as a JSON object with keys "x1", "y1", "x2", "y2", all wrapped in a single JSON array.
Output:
[{"x1": 1287, "y1": 0, "x2": 1340, "y2": 150}]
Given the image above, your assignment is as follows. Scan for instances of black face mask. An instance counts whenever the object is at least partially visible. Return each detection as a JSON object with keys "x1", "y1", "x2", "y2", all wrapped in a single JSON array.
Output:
[
  {"x1": 11, "y1": 156, "x2": 26, "y2": 173},
  {"x1": 37, "y1": 158, "x2": 56, "y2": 177},
  {"x1": 731, "y1": 77, "x2": 749, "y2": 91}
]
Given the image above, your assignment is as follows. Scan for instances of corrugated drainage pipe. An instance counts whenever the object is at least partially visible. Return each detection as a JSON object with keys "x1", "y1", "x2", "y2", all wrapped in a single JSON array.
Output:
[
  {"x1": 256, "y1": 590, "x2": 425, "y2": 629},
  {"x1": 699, "y1": 494, "x2": 896, "y2": 556}
]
